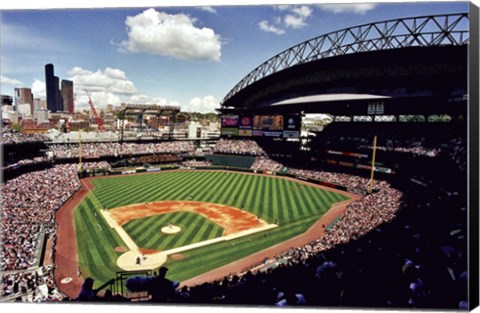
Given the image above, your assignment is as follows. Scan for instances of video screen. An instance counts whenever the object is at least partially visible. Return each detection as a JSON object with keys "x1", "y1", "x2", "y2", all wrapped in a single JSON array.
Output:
[
  {"x1": 220, "y1": 114, "x2": 302, "y2": 138},
  {"x1": 221, "y1": 115, "x2": 239, "y2": 127},
  {"x1": 253, "y1": 115, "x2": 284, "y2": 131},
  {"x1": 238, "y1": 115, "x2": 253, "y2": 129}
]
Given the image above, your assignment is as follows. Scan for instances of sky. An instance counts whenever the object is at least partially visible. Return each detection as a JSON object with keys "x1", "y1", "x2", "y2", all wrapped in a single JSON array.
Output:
[{"x1": 0, "y1": 0, "x2": 472, "y2": 113}]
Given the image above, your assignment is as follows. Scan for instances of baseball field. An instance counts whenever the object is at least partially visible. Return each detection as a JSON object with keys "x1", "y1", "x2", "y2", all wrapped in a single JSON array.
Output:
[{"x1": 74, "y1": 170, "x2": 350, "y2": 286}]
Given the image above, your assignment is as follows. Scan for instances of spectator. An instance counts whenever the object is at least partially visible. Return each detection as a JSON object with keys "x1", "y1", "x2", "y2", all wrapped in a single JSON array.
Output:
[
  {"x1": 76, "y1": 277, "x2": 98, "y2": 301},
  {"x1": 1, "y1": 126, "x2": 49, "y2": 144},
  {"x1": 213, "y1": 139, "x2": 266, "y2": 156},
  {"x1": 49, "y1": 141, "x2": 195, "y2": 159},
  {"x1": 148, "y1": 267, "x2": 179, "y2": 302}
]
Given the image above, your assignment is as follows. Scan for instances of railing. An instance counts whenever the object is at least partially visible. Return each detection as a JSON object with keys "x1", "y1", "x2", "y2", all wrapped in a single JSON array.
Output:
[
  {"x1": 113, "y1": 270, "x2": 153, "y2": 301},
  {"x1": 221, "y1": 13, "x2": 469, "y2": 106}
]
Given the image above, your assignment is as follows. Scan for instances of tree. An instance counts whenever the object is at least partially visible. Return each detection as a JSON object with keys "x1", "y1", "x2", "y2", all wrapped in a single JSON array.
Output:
[{"x1": 11, "y1": 123, "x2": 22, "y2": 132}]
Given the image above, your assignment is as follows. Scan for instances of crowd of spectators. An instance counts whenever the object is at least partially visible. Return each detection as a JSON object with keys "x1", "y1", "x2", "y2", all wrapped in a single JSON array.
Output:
[
  {"x1": 213, "y1": 139, "x2": 266, "y2": 156},
  {"x1": 251, "y1": 157, "x2": 285, "y2": 172},
  {"x1": 318, "y1": 186, "x2": 403, "y2": 248},
  {"x1": 1, "y1": 126, "x2": 49, "y2": 144},
  {"x1": 1, "y1": 163, "x2": 80, "y2": 271},
  {"x1": 81, "y1": 161, "x2": 112, "y2": 170},
  {"x1": 1, "y1": 265, "x2": 65, "y2": 302},
  {"x1": 49, "y1": 141, "x2": 195, "y2": 158},
  {"x1": 288, "y1": 167, "x2": 388, "y2": 191},
  {"x1": 360, "y1": 144, "x2": 440, "y2": 157},
  {"x1": 181, "y1": 159, "x2": 212, "y2": 168},
  {"x1": 1, "y1": 125, "x2": 468, "y2": 309},
  {"x1": 446, "y1": 137, "x2": 467, "y2": 173},
  {"x1": 2, "y1": 156, "x2": 48, "y2": 171},
  {"x1": 1, "y1": 162, "x2": 109, "y2": 302}
]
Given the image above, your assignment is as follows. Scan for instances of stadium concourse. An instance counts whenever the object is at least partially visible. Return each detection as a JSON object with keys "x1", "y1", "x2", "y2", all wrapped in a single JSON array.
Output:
[{"x1": 0, "y1": 118, "x2": 469, "y2": 310}]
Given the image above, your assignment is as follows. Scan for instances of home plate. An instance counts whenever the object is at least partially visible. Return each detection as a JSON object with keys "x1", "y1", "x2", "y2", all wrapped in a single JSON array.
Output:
[{"x1": 117, "y1": 250, "x2": 168, "y2": 271}]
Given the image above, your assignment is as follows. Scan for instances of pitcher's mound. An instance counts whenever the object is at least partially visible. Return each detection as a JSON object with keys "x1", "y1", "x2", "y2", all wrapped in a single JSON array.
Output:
[{"x1": 161, "y1": 225, "x2": 181, "y2": 234}]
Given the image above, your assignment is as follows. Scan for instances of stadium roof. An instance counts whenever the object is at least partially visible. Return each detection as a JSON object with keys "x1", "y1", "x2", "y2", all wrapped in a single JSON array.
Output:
[
  {"x1": 221, "y1": 13, "x2": 469, "y2": 109},
  {"x1": 271, "y1": 94, "x2": 391, "y2": 107}
]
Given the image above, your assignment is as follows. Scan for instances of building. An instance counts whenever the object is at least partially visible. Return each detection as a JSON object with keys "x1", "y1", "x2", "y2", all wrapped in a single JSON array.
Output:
[
  {"x1": 188, "y1": 121, "x2": 202, "y2": 139},
  {"x1": 17, "y1": 103, "x2": 32, "y2": 117},
  {"x1": 33, "y1": 98, "x2": 42, "y2": 120},
  {"x1": 2, "y1": 108, "x2": 19, "y2": 124},
  {"x1": 37, "y1": 109, "x2": 49, "y2": 124},
  {"x1": 55, "y1": 76, "x2": 62, "y2": 111},
  {"x1": 45, "y1": 63, "x2": 62, "y2": 112},
  {"x1": 1, "y1": 95, "x2": 13, "y2": 106},
  {"x1": 14, "y1": 87, "x2": 34, "y2": 114},
  {"x1": 61, "y1": 79, "x2": 74, "y2": 114}
]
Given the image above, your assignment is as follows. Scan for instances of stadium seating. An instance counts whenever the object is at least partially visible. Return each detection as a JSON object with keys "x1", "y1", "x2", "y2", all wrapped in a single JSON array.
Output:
[{"x1": 0, "y1": 125, "x2": 468, "y2": 309}]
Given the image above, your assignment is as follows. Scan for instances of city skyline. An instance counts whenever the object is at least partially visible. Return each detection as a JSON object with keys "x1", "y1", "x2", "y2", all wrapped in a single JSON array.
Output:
[{"x1": 0, "y1": 1, "x2": 470, "y2": 113}]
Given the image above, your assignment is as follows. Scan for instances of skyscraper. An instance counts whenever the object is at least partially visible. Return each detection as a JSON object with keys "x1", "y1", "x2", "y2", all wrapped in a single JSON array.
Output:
[
  {"x1": 14, "y1": 87, "x2": 34, "y2": 115},
  {"x1": 45, "y1": 63, "x2": 62, "y2": 112},
  {"x1": 54, "y1": 75, "x2": 62, "y2": 111},
  {"x1": 33, "y1": 98, "x2": 41, "y2": 120},
  {"x1": 61, "y1": 79, "x2": 74, "y2": 114}
]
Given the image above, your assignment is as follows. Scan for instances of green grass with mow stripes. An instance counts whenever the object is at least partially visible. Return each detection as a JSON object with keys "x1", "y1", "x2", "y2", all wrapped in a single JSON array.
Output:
[
  {"x1": 123, "y1": 212, "x2": 224, "y2": 251},
  {"x1": 74, "y1": 170, "x2": 349, "y2": 287},
  {"x1": 74, "y1": 194, "x2": 125, "y2": 283}
]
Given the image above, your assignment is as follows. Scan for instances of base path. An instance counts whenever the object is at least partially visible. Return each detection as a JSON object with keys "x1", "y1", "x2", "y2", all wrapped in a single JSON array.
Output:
[{"x1": 54, "y1": 169, "x2": 361, "y2": 298}]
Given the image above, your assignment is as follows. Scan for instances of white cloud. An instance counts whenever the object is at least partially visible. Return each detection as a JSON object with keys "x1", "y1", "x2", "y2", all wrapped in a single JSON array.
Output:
[
  {"x1": 275, "y1": 5, "x2": 291, "y2": 11},
  {"x1": 185, "y1": 95, "x2": 218, "y2": 113},
  {"x1": 119, "y1": 8, "x2": 222, "y2": 61},
  {"x1": 292, "y1": 5, "x2": 313, "y2": 18},
  {"x1": 66, "y1": 66, "x2": 141, "y2": 109},
  {"x1": 104, "y1": 67, "x2": 127, "y2": 80},
  {"x1": 68, "y1": 66, "x2": 138, "y2": 95},
  {"x1": 198, "y1": 6, "x2": 217, "y2": 14},
  {"x1": 258, "y1": 20, "x2": 286, "y2": 35},
  {"x1": 63, "y1": 65, "x2": 217, "y2": 113},
  {"x1": 284, "y1": 5, "x2": 312, "y2": 29},
  {"x1": 1, "y1": 75, "x2": 23, "y2": 87},
  {"x1": 259, "y1": 5, "x2": 313, "y2": 35},
  {"x1": 76, "y1": 92, "x2": 122, "y2": 111},
  {"x1": 127, "y1": 94, "x2": 218, "y2": 113},
  {"x1": 317, "y1": 3, "x2": 377, "y2": 14},
  {"x1": 127, "y1": 94, "x2": 180, "y2": 107},
  {"x1": 31, "y1": 79, "x2": 46, "y2": 99}
]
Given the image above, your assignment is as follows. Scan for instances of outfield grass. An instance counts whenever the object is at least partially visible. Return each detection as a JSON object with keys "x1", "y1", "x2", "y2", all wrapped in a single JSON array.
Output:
[{"x1": 74, "y1": 170, "x2": 349, "y2": 286}]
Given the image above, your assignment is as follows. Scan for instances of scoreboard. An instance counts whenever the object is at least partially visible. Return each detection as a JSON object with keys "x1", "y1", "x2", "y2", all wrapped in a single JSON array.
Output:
[
  {"x1": 253, "y1": 115, "x2": 284, "y2": 131},
  {"x1": 221, "y1": 114, "x2": 301, "y2": 138}
]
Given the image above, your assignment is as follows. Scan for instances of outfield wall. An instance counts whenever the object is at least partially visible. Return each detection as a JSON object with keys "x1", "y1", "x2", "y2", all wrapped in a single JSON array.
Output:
[{"x1": 205, "y1": 154, "x2": 256, "y2": 168}]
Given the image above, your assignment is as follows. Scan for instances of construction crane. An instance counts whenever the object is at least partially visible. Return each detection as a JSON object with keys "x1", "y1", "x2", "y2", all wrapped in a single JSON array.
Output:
[{"x1": 84, "y1": 90, "x2": 104, "y2": 131}]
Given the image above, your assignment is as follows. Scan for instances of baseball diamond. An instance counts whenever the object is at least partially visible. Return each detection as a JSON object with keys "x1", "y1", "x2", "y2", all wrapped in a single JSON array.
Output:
[
  {"x1": 71, "y1": 170, "x2": 352, "y2": 284},
  {"x1": 1, "y1": 6, "x2": 473, "y2": 310}
]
